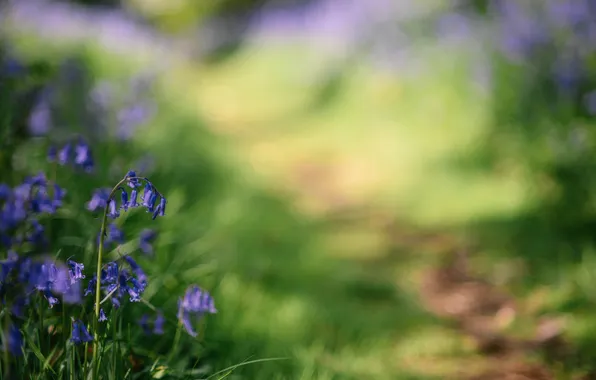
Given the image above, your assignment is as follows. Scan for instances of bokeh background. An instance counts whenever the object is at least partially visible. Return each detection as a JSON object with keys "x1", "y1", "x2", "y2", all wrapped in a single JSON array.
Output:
[{"x1": 3, "y1": 0, "x2": 596, "y2": 378}]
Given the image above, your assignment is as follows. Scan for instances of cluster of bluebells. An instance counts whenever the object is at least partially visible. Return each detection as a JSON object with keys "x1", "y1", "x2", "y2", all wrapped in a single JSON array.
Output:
[
  {"x1": 48, "y1": 137, "x2": 94, "y2": 173},
  {"x1": 177, "y1": 285, "x2": 217, "y2": 337},
  {"x1": 492, "y1": 0, "x2": 596, "y2": 113},
  {"x1": 0, "y1": 173, "x2": 66, "y2": 250},
  {"x1": 88, "y1": 74, "x2": 156, "y2": 141},
  {"x1": 138, "y1": 311, "x2": 165, "y2": 335},
  {"x1": 23, "y1": 54, "x2": 156, "y2": 142},
  {"x1": 0, "y1": 171, "x2": 86, "y2": 354},
  {"x1": 84, "y1": 255, "x2": 147, "y2": 311},
  {"x1": 87, "y1": 171, "x2": 166, "y2": 221},
  {"x1": 0, "y1": 160, "x2": 216, "y2": 358},
  {"x1": 0, "y1": 254, "x2": 86, "y2": 354}
]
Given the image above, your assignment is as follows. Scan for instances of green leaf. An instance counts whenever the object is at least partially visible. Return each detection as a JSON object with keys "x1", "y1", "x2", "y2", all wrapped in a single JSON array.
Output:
[
  {"x1": 22, "y1": 330, "x2": 57, "y2": 375},
  {"x1": 151, "y1": 365, "x2": 168, "y2": 379}
]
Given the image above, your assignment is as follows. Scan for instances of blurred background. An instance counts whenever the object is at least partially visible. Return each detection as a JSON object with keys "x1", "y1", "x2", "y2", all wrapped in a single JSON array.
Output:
[{"x1": 3, "y1": 0, "x2": 596, "y2": 378}]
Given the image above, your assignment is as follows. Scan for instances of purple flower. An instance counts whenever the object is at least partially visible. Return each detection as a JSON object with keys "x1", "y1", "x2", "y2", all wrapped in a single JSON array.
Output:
[
  {"x1": 107, "y1": 199, "x2": 120, "y2": 219},
  {"x1": 103, "y1": 223, "x2": 124, "y2": 248},
  {"x1": 178, "y1": 285, "x2": 217, "y2": 337},
  {"x1": 120, "y1": 189, "x2": 129, "y2": 211},
  {"x1": 62, "y1": 280, "x2": 82, "y2": 305},
  {"x1": 158, "y1": 197, "x2": 166, "y2": 217},
  {"x1": 138, "y1": 314, "x2": 151, "y2": 335},
  {"x1": 102, "y1": 262, "x2": 119, "y2": 284},
  {"x1": 99, "y1": 308, "x2": 107, "y2": 322},
  {"x1": 126, "y1": 170, "x2": 141, "y2": 188},
  {"x1": 84, "y1": 276, "x2": 96, "y2": 297},
  {"x1": 127, "y1": 277, "x2": 142, "y2": 302},
  {"x1": 57, "y1": 143, "x2": 73, "y2": 166},
  {"x1": 74, "y1": 138, "x2": 94, "y2": 172},
  {"x1": 123, "y1": 255, "x2": 147, "y2": 289},
  {"x1": 47, "y1": 145, "x2": 57, "y2": 162},
  {"x1": 117, "y1": 103, "x2": 154, "y2": 140},
  {"x1": 70, "y1": 320, "x2": 93, "y2": 345},
  {"x1": 153, "y1": 312, "x2": 165, "y2": 335},
  {"x1": 87, "y1": 188, "x2": 111, "y2": 212},
  {"x1": 141, "y1": 183, "x2": 153, "y2": 209},
  {"x1": 128, "y1": 189, "x2": 139, "y2": 209},
  {"x1": 11, "y1": 297, "x2": 28, "y2": 319},
  {"x1": 139, "y1": 229, "x2": 157, "y2": 255},
  {"x1": 111, "y1": 297, "x2": 121, "y2": 309},
  {"x1": 3, "y1": 324, "x2": 23, "y2": 356},
  {"x1": 28, "y1": 97, "x2": 52, "y2": 136},
  {"x1": 67, "y1": 260, "x2": 85, "y2": 284}
]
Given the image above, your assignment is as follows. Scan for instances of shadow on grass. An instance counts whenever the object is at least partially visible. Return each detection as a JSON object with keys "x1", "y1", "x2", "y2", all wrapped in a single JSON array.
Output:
[{"x1": 137, "y1": 114, "x2": 444, "y2": 378}]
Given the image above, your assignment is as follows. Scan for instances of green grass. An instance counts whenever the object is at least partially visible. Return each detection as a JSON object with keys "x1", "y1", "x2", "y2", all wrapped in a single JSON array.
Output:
[{"x1": 10, "y1": 31, "x2": 596, "y2": 379}]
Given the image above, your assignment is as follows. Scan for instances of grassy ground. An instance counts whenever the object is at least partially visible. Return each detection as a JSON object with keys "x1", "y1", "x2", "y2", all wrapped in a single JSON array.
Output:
[
  {"x1": 11, "y1": 32, "x2": 596, "y2": 378},
  {"x1": 156, "y1": 43, "x2": 541, "y2": 379}
]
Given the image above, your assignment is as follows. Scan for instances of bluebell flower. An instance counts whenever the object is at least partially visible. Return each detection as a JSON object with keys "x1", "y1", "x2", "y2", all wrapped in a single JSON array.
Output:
[
  {"x1": 57, "y1": 143, "x2": 73, "y2": 166},
  {"x1": 120, "y1": 189, "x2": 129, "y2": 211},
  {"x1": 158, "y1": 197, "x2": 166, "y2": 217},
  {"x1": 70, "y1": 320, "x2": 93, "y2": 345},
  {"x1": 28, "y1": 173, "x2": 48, "y2": 187},
  {"x1": 67, "y1": 260, "x2": 85, "y2": 284},
  {"x1": 47, "y1": 145, "x2": 57, "y2": 162},
  {"x1": 127, "y1": 277, "x2": 142, "y2": 302},
  {"x1": 30, "y1": 260, "x2": 72, "y2": 308},
  {"x1": 126, "y1": 170, "x2": 141, "y2": 188},
  {"x1": 44, "y1": 289, "x2": 60, "y2": 308},
  {"x1": 146, "y1": 192, "x2": 157, "y2": 214},
  {"x1": 52, "y1": 184, "x2": 67, "y2": 209},
  {"x1": 138, "y1": 314, "x2": 151, "y2": 335},
  {"x1": 87, "y1": 188, "x2": 111, "y2": 212},
  {"x1": 102, "y1": 262, "x2": 119, "y2": 285},
  {"x1": 151, "y1": 204, "x2": 161, "y2": 220},
  {"x1": 141, "y1": 183, "x2": 153, "y2": 209},
  {"x1": 1, "y1": 56, "x2": 25, "y2": 78},
  {"x1": 29, "y1": 260, "x2": 82, "y2": 306},
  {"x1": 178, "y1": 285, "x2": 217, "y2": 337},
  {"x1": 17, "y1": 257, "x2": 32, "y2": 285},
  {"x1": 153, "y1": 312, "x2": 165, "y2": 335},
  {"x1": 128, "y1": 189, "x2": 139, "y2": 209},
  {"x1": 62, "y1": 280, "x2": 82, "y2": 305},
  {"x1": 117, "y1": 103, "x2": 154, "y2": 140},
  {"x1": 3, "y1": 324, "x2": 23, "y2": 356},
  {"x1": 74, "y1": 138, "x2": 94, "y2": 172},
  {"x1": 0, "y1": 256, "x2": 17, "y2": 283},
  {"x1": 99, "y1": 308, "x2": 107, "y2": 322},
  {"x1": 28, "y1": 96, "x2": 52, "y2": 136},
  {"x1": 26, "y1": 220, "x2": 47, "y2": 247},
  {"x1": 107, "y1": 199, "x2": 120, "y2": 219},
  {"x1": 123, "y1": 255, "x2": 147, "y2": 288},
  {"x1": 102, "y1": 223, "x2": 124, "y2": 248},
  {"x1": 0, "y1": 184, "x2": 11, "y2": 200},
  {"x1": 84, "y1": 276, "x2": 96, "y2": 297},
  {"x1": 11, "y1": 297, "x2": 28, "y2": 319},
  {"x1": 139, "y1": 229, "x2": 157, "y2": 255},
  {"x1": 111, "y1": 297, "x2": 121, "y2": 309}
]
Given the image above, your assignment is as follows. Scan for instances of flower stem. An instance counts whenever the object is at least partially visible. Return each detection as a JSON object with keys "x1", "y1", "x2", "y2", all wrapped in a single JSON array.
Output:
[
  {"x1": 2, "y1": 313, "x2": 10, "y2": 379},
  {"x1": 167, "y1": 321, "x2": 182, "y2": 364},
  {"x1": 92, "y1": 175, "x2": 131, "y2": 380}
]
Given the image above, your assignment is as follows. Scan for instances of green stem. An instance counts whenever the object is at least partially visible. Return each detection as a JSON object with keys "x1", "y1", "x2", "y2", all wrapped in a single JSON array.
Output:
[
  {"x1": 2, "y1": 313, "x2": 10, "y2": 379},
  {"x1": 38, "y1": 298, "x2": 44, "y2": 355},
  {"x1": 167, "y1": 321, "x2": 182, "y2": 364},
  {"x1": 92, "y1": 175, "x2": 150, "y2": 380},
  {"x1": 111, "y1": 308, "x2": 118, "y2": 380},
  {"x1": 70, "y1": 325, "x2": 75, "y2": 380}
]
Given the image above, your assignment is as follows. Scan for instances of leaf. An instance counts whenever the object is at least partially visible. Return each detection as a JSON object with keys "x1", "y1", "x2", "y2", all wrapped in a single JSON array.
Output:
[
  {"x1": 151, "y1": 365, "x2": 168, "y2": 379},
  {"x1": 22, "y1": 330, "x2": 57, "y2": 375}
]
